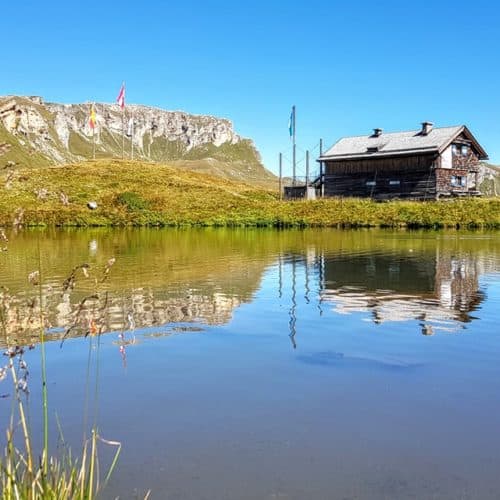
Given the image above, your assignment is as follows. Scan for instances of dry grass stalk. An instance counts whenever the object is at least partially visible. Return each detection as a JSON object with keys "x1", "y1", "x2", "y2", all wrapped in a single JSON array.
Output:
[{"x1": 0, "y1": 250, "x2": 129, "y2": 499}]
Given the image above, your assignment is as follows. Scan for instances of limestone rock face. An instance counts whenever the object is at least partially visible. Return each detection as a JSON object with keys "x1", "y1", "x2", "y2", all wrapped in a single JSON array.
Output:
[
  {"x1": 477, "y1": 163, "x2": 500, "y2": 196},
  {"x1": 0, "y1": 95, "x2": 250, "y2": 164}
]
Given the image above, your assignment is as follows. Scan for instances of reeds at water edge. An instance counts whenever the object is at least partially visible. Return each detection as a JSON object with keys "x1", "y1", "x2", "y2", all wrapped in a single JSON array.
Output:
[{"x1": 0, "y1": 238, "x2": 148, "y2": 499}]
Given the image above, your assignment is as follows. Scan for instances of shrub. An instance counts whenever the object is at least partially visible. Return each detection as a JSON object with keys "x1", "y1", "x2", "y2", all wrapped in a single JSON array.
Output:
[{"x1": 116, "y1": 191, "x2": 149, "y2": 211}]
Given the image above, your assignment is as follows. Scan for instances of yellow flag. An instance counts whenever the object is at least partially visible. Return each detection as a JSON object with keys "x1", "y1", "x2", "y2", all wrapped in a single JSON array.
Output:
[{"x1": 89, "y1": 104, "x2": 97, "y2": 129}]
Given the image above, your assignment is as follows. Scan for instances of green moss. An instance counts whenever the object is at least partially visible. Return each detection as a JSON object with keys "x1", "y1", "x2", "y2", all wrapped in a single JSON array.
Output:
[{"x1": 115, "y1": 191, "x2": 150, "y2": 211}]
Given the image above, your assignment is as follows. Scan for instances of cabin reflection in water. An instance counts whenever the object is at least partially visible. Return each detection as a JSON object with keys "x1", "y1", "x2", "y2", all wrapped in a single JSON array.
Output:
[
  {"x1": 1, "y1": 240, "x2": 491, "y2": 347},
  {"x1": 318, "y1": 250, "x2": 484, "y2": 333}
]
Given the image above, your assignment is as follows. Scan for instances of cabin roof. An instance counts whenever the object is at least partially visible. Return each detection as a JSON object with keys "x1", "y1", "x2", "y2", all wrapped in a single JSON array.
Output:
[{"x1": 319, "y1": 125, "x2": 488, "y2": 161}]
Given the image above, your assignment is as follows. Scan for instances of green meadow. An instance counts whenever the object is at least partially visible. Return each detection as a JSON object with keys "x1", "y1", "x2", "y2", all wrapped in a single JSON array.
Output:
[{"x1": 1, "y1": 160, "x2": 499, "y2": 228}]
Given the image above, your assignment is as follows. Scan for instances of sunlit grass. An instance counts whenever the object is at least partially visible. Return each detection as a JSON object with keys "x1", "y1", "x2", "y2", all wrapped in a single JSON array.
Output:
[{"x1": 0, "y1": 160, "x2": 498, "y2": 228}]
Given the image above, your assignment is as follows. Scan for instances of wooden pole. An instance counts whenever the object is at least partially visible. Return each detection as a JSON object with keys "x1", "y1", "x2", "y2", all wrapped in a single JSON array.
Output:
[
  {"x1": 279, "y1": 152, "x2": 282, "y2": 200},
  {"x1": 92, "y1": 126, "x2": 95, "y2": 160}
]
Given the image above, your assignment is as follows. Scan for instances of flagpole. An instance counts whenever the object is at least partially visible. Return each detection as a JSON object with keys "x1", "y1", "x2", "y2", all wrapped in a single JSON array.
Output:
[
  {"x1": 149, "y1": 126, "x2": 152, "y2": 160},
  {"x1": 121, "y1": 81, "x2": 125, "y2": 160},
  {"x1": 279, "y1": 152, "x2": 282, "y2": 201},
  {"x1": 292, "y1": 105, "x2": 296, "y2": 186},
  {"x1": 122, "y1": 111, "x2": 125, "y2": 160},
  {"x1": 90, "y1": 103, "x2": 96, "y2": 160},
  {"x1": 131, "y1": 111, "x2": 134, "y2": 160},
  {"x1": 97, "y1": 103, "x2": 101, "y2": 151}
]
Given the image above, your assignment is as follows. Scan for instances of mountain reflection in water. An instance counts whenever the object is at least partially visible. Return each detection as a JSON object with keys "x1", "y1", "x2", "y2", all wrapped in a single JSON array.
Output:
[{"x1": 0, "y1": 228, "x2": 498, "y2": 346}]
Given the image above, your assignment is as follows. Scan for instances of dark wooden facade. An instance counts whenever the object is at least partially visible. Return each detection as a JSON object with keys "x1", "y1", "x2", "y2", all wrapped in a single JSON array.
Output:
[
  {"x1": 318, "y1": 126, "x2": 487, "y2": 200},
  {"x1": 323, "y1": 154, "x2": 437, "y2": 199}
]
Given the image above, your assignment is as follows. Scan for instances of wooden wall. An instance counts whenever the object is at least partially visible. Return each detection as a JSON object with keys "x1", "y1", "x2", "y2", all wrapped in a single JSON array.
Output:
[{"x1": 323, "y1": 155, "x2": 437, "y2": 199}]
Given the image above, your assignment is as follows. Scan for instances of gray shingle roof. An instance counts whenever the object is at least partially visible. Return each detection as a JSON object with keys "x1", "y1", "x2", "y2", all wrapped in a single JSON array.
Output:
[{"x1": 319, "y1": 125, "x2": 487, "y2": 161}]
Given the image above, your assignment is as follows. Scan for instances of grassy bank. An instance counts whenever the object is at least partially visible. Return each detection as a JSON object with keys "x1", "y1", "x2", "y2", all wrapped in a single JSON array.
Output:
[{"x1": 1, "y1": 160, "x2": 499, "y2": 228}]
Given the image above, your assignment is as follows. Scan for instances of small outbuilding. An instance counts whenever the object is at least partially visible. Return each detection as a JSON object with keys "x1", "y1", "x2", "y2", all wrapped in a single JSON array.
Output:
[{"x1": 317, "y1": 123, "x2": 488, "y2": 200}]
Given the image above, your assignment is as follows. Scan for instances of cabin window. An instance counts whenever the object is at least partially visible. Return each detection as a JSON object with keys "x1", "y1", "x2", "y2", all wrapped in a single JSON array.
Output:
[
  {"x1": 366, "y1": 181, "x2": 376, "y2": 186},
  {"x1": 389, "y1": 180, "x2": 400, "y2": 186},
  {"x1": 451, "y1": 175, "x2": 467, "y2": 188},
  {"x1": 453, "y1": 144, "x2": 470, "y2": 156}
]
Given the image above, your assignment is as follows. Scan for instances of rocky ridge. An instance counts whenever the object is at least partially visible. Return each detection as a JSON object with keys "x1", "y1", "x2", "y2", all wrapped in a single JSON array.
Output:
[
  {"x1": 477, "y1": 163, "x2": 500, "y2": 196},
  {"x1": 0, "y1": 95, "x2": 276, "y2": 187}
]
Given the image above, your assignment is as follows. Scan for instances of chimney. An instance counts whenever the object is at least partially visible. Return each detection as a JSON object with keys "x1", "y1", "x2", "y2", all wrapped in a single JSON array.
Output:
[
  {"x1": 372, "y1": 128, "x2": 383, "y2": 137},
  {"x1": 421, "y1": 122, "x2": 433, "y2": 135}
]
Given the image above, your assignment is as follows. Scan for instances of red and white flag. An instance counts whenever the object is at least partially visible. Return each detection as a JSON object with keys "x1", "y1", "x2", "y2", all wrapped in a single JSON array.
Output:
[{"x1": 116, "y1": 83, "x2": 125, "y2": 109}]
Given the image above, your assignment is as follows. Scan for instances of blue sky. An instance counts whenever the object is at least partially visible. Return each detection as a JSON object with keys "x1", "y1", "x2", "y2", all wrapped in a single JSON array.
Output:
[{"x1": 1, "y1": 0, "x2": 499, "y2": 174}]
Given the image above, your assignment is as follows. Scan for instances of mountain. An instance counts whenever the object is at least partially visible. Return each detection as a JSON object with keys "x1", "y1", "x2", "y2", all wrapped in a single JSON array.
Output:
[
  {"x1": 0, "y1": 95, "x2": 276, "y2": 188},
  {"x1": 478, "y1": 162, "x2": 500, "y2": 197}
]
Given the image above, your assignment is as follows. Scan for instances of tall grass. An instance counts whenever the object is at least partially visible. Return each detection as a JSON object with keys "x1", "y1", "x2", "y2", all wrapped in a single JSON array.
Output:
[{"x1": 0, "y1": 240, "x2": 126, "y2": 499}]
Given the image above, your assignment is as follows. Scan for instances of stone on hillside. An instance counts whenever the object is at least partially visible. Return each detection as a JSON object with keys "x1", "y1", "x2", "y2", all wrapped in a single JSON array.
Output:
[
  {"x1": 0, "y1": 143, "x2": 11, "y2": 156},
  {"x1": 35, "y1": 188, "x2": 49, "y2": 200},
  {"x1": 13, "y1": 208, "x2": 24, "y2": 227},
  {"x1": 60, "y1": 192, "x2": 69, "y2": 205},
  {"x1": 87, "y1": 201, "x2": 98, "y2": 210}
]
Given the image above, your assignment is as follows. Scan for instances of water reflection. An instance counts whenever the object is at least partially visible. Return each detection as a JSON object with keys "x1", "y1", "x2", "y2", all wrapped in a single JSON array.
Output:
[
  {"x1": 319, "y1": 250, "x2": 488, "y2": 333},
  {"x1": 276, "y1": 235, "x2": 498, "y2": 341},
  {"x1": 1, "y1": 283, "x2": 249, "y2": 346},
  {"x1": 2, "y1": 229, "x2": 499, "y2": 500},
  {"x1": 0, "y1": 229, "x2": 498, "y2": 346}
]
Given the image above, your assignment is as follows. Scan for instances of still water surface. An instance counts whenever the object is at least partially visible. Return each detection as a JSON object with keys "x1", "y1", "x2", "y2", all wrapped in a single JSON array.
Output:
[{"x1": 1, "y1": 228, "x2": 500, "y2": 499}]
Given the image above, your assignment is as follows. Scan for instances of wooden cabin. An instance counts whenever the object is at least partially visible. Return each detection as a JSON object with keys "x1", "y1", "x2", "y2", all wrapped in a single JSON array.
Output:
[{"x1": 317, "y1": 123, "x2": 488, "y2": 200}]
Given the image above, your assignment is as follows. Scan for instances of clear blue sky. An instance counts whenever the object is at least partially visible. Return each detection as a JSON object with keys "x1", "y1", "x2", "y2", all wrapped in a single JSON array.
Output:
[{"x1": 1, "y1": 0, "x2": 499, "y2": 175}]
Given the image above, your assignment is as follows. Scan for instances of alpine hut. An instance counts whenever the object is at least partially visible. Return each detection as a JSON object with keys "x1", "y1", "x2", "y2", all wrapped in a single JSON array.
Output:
[{"x1": 317, "y1": 123, "x2": 488, "y2": 200}]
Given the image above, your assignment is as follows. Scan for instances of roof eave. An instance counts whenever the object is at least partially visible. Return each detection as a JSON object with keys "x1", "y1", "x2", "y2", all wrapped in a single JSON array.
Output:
[
  {"x1": 318, "y1": 148, "x2": 439, "y2": 162},
  {"x1": 438, "y1": 125, "x2": 488, "y2": 160}
]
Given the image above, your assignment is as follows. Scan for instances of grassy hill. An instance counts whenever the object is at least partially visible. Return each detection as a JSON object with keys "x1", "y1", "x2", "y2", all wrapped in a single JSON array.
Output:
[
  {"x1": 0, "y1": 122, "x2": 53, "y2": 168},
  {"x1": 0, "y1": 160, "x2": 499, "y2": 228},
  {"x1": 0, "y1": 96, "x2": 278, "y2": 188}
]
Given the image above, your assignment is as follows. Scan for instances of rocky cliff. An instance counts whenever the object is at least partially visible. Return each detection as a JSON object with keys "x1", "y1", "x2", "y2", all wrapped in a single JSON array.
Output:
[
  {"x1": 0, "y1": 95, "x2": 276, "y2": 187},
  {"x1": 477, "y1": 162, "x2": 500, "y2": 196}
]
